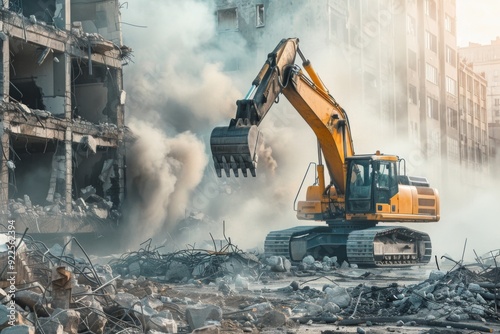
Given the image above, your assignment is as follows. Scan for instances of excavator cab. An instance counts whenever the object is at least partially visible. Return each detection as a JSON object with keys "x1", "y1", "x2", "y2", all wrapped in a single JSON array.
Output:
[{"x1": 345, "y1": 155, "x2": 399, "y2": 215}]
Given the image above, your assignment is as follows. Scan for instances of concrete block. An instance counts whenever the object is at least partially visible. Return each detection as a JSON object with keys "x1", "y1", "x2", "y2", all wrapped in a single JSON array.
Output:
[
  {"x1": 185, "y1": 304, "x2": 222, "y2": 330},
  {"x1": 164, "y1": 261, "x2": 190, "y2": 282},
  {"x1": 1, "y1": 325, "x2": 35, "y2": 334},
  {"x1": 23, "y1": 195, "x2": 32, "y2": 209},
  {"x1": 191, "y1": 325, "x2": 220, "y2": 334},
  {"x1": 259, "y1": 310, "x2": 287, "y2": 328},
  {"x1": 323, "y1": 302, "x2": 341, "y2": 314},
  {"x1": 147, "y1": 316, "x2": 177, "y2": 333},
  {"x1": 51, "y1": 308, "x2": 80, "y2": 334},
  {"x1": 428, "y1": 270, "x2": 446, "y2": 281},
  {"x1": 114, "y1": 292, "x2": 140, "y2": 309},
  {"x1": 80, "y1": 186, "x2": 96, "y2": 200},
  {"x1": 234, "y1": 275, "x2": 249, "y2": 291},
  {"x1": 325, "y1": 286, "x2": 352, "y2": 308},
  {"x1": 13, "y1": 291, "x2": 42, "y2": 310},
  {"x1": 141, "y1": 296, "x2": 163, "y2": 310},
  {"x1": 35, "y1": 317, "x2": 63, "y2": 334},
  {"x1": 78, "y1": 300, "x2": 106, "y2": 334}
]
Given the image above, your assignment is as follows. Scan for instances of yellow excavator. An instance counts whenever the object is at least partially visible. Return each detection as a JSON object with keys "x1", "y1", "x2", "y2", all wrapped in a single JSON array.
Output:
[{"x1": 210, "y1": 38, "x2": 440, "y2": 267}]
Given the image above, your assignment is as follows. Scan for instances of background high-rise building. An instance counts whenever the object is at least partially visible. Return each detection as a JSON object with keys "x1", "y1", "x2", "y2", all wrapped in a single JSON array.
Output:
[{"x1": 213, "y1": 0, "x2": 490, "y2": 187}]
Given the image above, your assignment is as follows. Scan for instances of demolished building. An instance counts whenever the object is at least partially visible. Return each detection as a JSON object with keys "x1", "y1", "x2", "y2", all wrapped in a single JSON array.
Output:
[{"x1": 0, "y1": 1, "x2": 131, "y2": 236}]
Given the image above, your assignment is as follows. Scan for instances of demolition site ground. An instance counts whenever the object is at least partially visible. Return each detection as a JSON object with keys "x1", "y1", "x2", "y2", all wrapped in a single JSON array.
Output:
[{"x1": 1, "y1": 231, "x2": 500, "y2": 334}]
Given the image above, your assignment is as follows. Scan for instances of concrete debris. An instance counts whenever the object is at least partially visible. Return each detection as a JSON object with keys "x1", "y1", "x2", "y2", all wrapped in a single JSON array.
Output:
[
  {"x1": 185, "y1": 304, "x2": 223, "y2": 330},
  {"x1": 2, "y1": 230, "x2": 500, "y2": 333},
  {"x1": 7, "y1": 190, "x2": 116, "y2": 222}
]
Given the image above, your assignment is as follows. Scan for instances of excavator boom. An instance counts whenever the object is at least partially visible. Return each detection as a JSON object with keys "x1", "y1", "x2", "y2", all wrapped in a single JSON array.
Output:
[{"x1": 210, "y1": 38, "x2": 354, "y2": 193}]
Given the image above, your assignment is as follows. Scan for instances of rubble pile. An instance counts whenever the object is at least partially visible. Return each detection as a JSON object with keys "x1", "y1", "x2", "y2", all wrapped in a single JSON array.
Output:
[
  {"x1": 8, "y1": 190, "x2": 120, "y2": 222},
  {"x1": 1, "y1": 231, "x2": 499, "y2": 333},
  {"x1": 109, "y1": 239, "x2": 260, "y2": 283}
]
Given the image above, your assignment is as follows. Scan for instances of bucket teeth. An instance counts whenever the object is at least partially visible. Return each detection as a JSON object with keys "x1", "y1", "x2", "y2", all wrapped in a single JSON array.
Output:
[{"x1": 210, "y1": 125, "x2": 262, "y2": 177}]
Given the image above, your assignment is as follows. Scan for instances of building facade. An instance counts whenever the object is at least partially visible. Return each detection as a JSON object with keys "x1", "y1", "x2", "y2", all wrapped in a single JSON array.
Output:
[
  {"x1": 0, "y1": 0, "x2": 130, "y2": 234},
  {"x1": 457, "y1": 60, "x2": 489, "y2": 173},
  {"x1": 459, "y1": 38, "x2": 500, "y2": 124},
  {"x1": 459, "y1": 38, "x2": 500, "y2": 174}
]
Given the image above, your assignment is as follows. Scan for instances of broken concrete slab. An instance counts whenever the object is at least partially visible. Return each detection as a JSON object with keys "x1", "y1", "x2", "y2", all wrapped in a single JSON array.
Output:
[
  {"x1": 50, "y1": 308, "x2": 80, "y2": 334},
  {"x1": 185, "y1": 304, "x2": 223, "y2": 330},
  {"x1": 114, "y1": 292, "x2": 141, "y2": 309},
  {"x1": 324, "y1": 286, "x2": 352, "y2": 308}
]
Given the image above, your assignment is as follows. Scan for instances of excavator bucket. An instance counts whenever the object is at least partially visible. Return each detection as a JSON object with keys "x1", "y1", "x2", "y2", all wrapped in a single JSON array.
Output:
[{"x1": 210, "y1": 125, "x2": 262, "y2": 177}]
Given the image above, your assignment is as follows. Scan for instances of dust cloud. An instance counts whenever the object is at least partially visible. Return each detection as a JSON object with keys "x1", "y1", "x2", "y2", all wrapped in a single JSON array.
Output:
[
  {"x1": 125, "y1": 120, "x2": 207, "y2": 245},
  {"x1": 120, "y1": 1, "x2": 499, "y2": 260},
  {"x1": 120, "y1": 0, "x2": 245, "y2": 247}
]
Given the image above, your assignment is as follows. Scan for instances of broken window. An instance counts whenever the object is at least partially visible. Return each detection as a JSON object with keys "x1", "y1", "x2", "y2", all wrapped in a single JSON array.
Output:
[
  {"x1": 73, "y1": 146, "x2": 120, "y2": 212},
  {"x1": 71, "y1": 60, "x2": 120, "y2": 124},
  {"x1": 9, "y1": 137, "x2": 63, "y2": 206},
  {"x1": 408, "y1": 84, "x2": 417, "y2": 105},
  {"x1": 9, "y1": 0, "x2": 58, "y2": 26},
  {"x1": 426, "y1": 96, "x2": 439, "y2": 120},
  {"x1": 217, "y1": 8, "x2": 238, "y2": 31},
  {"x1": 425, "y1": 31, "x2": 437, "y2": 53},
  {"x1": 408, "y1": 49, "x2": 416, "y2": 71},
  {"x1": 9, "y1": 40, "x2": 66, "y2": 117},
  {"x1": 256, "y1": 4, "x2": 265, "y2": 27}
]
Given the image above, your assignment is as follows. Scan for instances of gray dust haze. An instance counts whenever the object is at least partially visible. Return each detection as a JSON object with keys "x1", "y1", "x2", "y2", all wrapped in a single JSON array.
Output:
[{"x1": 121, "y1": 0, "x2": 499, "y2": 261}]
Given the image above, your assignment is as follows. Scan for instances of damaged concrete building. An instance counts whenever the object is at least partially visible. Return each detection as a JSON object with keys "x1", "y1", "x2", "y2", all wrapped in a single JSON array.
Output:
[{"x1": 0, "y1": 1, "x2": 130, "y2": 235}]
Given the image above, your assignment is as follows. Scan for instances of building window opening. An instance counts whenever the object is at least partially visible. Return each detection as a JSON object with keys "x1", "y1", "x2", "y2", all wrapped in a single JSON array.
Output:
[
  {"x1": 10, "y1": 138, "x2": 61, "y2": 206},
  {"x1": 217, "y1": 8, "x2": 238, "y2": 31},
  {"x1": 256, "y1": 4, "x2": 265, "y2": 27},
  {"x1": 71, "y1": 60, "x2": 119, "y2": 124},
  {"x1": 9, "y1": 0, "x2": 57, "y2": 26}
]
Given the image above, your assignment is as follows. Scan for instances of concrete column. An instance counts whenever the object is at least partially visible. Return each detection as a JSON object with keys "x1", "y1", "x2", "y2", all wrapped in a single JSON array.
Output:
[
  {"x1": 0, "y1": 25, "x2": 9, "y2": 211},
  {"x1": 1, "y1": 30, "x2": 9, "y2": 101},
  {"x1": 64, "y1": 51, "x2": 72, "y2": 119},
  {"x1": 65, "y1": 127, "x2": 72, "y2": 213},
  {"x1": 64, "y1": 0, "x2": 71, "y2": 31},
  {"x1": 0, "y1": 117, "x2": 9, "y2": 212},
  {"x1": 116, "y1": 69, "x2": 125, "y2": 127},
  {"x1": 116, "y1": 141, "x2": 125, "y2": 208}
]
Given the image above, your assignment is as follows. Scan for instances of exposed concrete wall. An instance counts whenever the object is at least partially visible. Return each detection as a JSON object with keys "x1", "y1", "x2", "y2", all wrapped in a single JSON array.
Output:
[
  {"x1": 71, "y1": 0, "x2": 121, "y2": 44},
  {"x1": 0, "y1": 0, "x2": 127, "y2": 229}
]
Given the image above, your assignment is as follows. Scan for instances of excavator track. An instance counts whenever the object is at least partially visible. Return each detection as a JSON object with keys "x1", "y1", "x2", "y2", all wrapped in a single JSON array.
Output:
[
  {"x1": 347, "y1": 226, "x2": 432, "y2": 267},
  {"x1": 264, "y1": 226, "x2": 321, "y2": 258},
  {"x1": 265, "y1": 225, "x2": 432, "y2": 267}
]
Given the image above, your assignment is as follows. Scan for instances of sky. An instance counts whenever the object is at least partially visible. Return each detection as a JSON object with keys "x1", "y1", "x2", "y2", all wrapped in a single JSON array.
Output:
[{"x1": 456, "y1": 0, "x2": 500, "y2": 46}]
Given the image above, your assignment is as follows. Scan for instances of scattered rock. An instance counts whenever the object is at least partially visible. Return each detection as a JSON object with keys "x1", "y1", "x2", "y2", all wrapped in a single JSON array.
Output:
[
  {"x1": 185, "y1": 304, "x2": 223, "y2": 330},
  {"x1": 260, "y1": 309, "x2": 287, "y2": 328}
]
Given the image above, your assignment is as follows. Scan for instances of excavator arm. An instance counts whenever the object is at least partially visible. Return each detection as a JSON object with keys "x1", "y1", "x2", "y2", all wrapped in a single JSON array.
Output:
[{"x1": 210, "y1": 38, "x2": 354, "y2": 193}]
